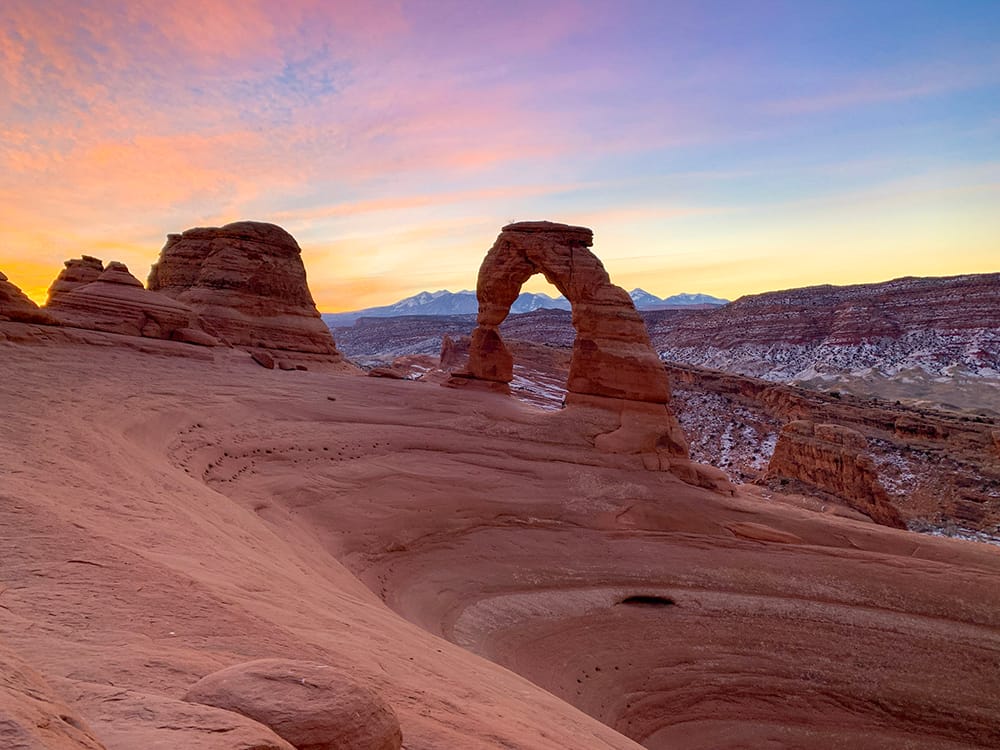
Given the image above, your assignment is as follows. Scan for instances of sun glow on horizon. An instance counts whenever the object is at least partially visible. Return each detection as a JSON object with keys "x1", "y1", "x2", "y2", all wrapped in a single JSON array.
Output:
[{"x1": 1, "y1": 1, "x2": 998, "y2": 310}]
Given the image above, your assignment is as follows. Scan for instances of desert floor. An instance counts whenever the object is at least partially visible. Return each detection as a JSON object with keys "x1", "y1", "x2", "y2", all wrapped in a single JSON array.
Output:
[{"x1": 2, "y1": 330, "x2": 999, "y2": 749}]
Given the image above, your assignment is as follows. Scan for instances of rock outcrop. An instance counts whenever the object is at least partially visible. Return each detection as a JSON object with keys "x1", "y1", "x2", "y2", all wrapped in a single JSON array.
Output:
[
  {"x1": 664, "y1": 361, "x2": 1000, "y2": 532},
  {"x1": 0, "y1": 271, "x2": 57, "y2": 325},
  {"x1": 459, "y1": 222, "x2": 670, "y2": 403},
  {"x1": 448, "y1": 222, "x2": 725, "y2": 488},
  {"x1": 763, "y1": 420, "x2": 905, "y2": 527},
  {"x1": 148, "y1": 221, "x2": 341, "y2": 359},
  {"x1": 647, "y1": 273, "x2": 1000, "y2": 410},
  {"x1": 46, "y1": 256, "x2": 104, "y2": 305},
  {"x1": 46, "y1": 262, "x2": 214, "y2": 345},
  {"x1": 0, "y1": 642, "x2": 107, "y2": 750},
  {"x1": 184, "y1": 659, "x2": 402, "y2": 750}
]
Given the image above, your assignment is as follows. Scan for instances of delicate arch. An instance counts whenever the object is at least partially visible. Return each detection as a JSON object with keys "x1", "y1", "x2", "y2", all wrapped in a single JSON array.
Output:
[{"x1": 464, "y1": 221, "x2": 671, "y2": 404}]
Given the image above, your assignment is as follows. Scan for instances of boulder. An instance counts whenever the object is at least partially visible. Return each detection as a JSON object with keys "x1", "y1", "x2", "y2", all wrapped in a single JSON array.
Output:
[
  {"x1": 439, "y1": 334, "x2": 465, "y2": 370},
  {"x1": 46, "y1": 262, "x2": 208, "y2": 342},
  {"x1": 367, "y1": 367, "x2": 406, "y2": 379},
  {"x1": 0, "y1": 271, "x2": 58, "y2": 325},
  {"x1": 183, "y1": 659, "x2": 402, "y2": 750},
  {"x1": 763, "y1": 420, "x2": 905, "y2": 528},
  {"x1": 148, "y1": 221, "x2": 341, "y2": 358},
  {"x1": 64, "y1": 683, "x2": 295, "y2": 750},
  {"x1": 46, "y1": 256, "x2": 104, "y2": 305},
  {"x1": 251, "y1": 350, "x2": 276, "y2": 369}
]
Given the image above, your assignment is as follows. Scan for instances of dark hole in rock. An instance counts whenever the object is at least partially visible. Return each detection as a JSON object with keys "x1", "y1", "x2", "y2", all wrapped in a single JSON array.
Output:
[
  {"x1": 59, "y1": 714, "x2": 85, "y2": 731},
  {"x1": 619, "y1": 594, "x2": 676, "y2": 607}
]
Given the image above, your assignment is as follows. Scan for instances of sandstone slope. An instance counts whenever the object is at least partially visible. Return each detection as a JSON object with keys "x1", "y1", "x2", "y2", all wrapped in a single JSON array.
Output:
[{"x1": 1, "y1": 329, "x2": 998, "y2": 749}]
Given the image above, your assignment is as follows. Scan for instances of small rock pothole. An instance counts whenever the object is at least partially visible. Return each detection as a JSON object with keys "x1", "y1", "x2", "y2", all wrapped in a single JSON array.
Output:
[{"x1": 618, "y1": 594, "x2": 676, "y2": 608}]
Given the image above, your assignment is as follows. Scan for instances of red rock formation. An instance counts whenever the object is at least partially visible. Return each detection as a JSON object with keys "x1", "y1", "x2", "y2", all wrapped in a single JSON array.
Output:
[
  {"x1": 46, "y1": 262, "x2": 214, "y2": 344},
  {"x1": 764, "y1": 420, "x2": 905, "y2": 527},
  {"x1": 459, "y1": 222, "x2": 669, "y2": 403},
  {"x1": 648, "y1": 273, "x2": 1000, "y2": 400},
  {"x1": 46, "y1": 256, "x2": 104, "y2": 305},
  {"x1": 1, "y1": 271, "x2": 57, "y2": 325},
  {"x1": 663, "y1": 361, "x2": 1000, "y2": 532},
  {"x1": 439, "y1": 334, "x2": 463, "y2": 370},
  {"x1": 3, "y1": 339, "x2": 1000, "y2": 749},
  {"x1": 148, "y1": 221, "x2": 340, "y2": 358},
  {"x1": 654, "y1": 273, "x2": 1000, "y2": 349},
  {"x1": 447, "y1": 222, "x2": 728, "y2": 489},
  {"x1": 184, "y1": 659, "x2": 402, "y2": 750}
]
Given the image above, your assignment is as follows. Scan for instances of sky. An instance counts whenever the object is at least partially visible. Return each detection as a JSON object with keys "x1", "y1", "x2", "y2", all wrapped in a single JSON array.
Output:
[{"x1": 1, "y1": 1, "x2": 998, "y2": 311}]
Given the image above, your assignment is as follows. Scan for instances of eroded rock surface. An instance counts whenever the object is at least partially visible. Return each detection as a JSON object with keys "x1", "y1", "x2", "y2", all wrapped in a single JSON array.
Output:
[
  {"x1": 0, "y1": 271, "x2": 57, "y2": 325},
  {"x1": 47, "y1": 257, "x2": 104, "y2": 305},
  {"x1": 46, "y1": 262, "x2": 212, "y2": 344},
  {"x1": 0, "y1": 643, "x2": 106, "y2": 750},
  {"x1": 148, "y1": 221, "x2": 340, "y2": 359},
  {"x1": 184, "y1": 659, "x2": 402, "y2": 750},
  {"x1": 764, "y1": 420, "x2": 905, "y2": 527},
  {"x1": 65, "y1": 683, "x2": 295, "y2": 750},
  {"x1": 1, "y1": 341, "x2": 999, "y2": 750}
]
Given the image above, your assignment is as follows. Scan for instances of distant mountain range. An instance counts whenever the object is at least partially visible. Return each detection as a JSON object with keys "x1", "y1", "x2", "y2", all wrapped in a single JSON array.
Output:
[{"x1": 322, "y1": 288, "x2": 727, "y2": 327}]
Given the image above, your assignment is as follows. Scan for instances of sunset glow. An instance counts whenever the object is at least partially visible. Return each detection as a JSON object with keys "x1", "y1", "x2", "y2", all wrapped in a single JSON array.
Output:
[{"x1": 2, "y1": 1, "x2": 997, "y2": 309}]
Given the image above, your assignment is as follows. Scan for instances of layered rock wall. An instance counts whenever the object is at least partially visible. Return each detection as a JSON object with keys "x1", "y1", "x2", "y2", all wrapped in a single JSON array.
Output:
[
  {"x1": 648, "y1": 273, "x2": 1000, "y2": 387},
  {"x1": 47, "y1": 256, "x2": 104, "y2": 305},
  {"x1": 0, "y1": 271, "x2": 57, "y2": 325},
  {"x1": 46, "y1": 262, "x2": 212, "y2": 344},
  {"x1": 764, "y1": 420, "x2": 905, "y2": 527},
  {"x1": 148, "y1": 221, "x2": 340, "y2": 358}
]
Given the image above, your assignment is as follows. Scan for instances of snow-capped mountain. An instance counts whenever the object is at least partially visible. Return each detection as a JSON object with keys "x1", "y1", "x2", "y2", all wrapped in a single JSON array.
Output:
[
  {"x1": 628, "y1": 289, "x2": 663, "y2": 307},
  {"x1": 662, "y1": 292, "x2": 729, "y2": 306},
  {"x1": 323, "y1": 288, "x2": 725, "y2": 326}
]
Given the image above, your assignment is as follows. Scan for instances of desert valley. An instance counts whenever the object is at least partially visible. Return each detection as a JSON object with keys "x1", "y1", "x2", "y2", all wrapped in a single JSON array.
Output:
[{"x1": 1, "y1": 219, "x2": 999, "y2": 750}]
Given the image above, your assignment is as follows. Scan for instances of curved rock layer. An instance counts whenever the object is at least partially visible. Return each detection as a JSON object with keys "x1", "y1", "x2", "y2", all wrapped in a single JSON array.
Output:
[
  {"x1": 46, "y1": 262, "x2": 214, "y2": 345},
  {"x1": 2, "y1": 343, "x2": 999, "y2": 749},
  {"x1": 47, "y1": 256, "x2": 104, "y2": 305},
  {"x1": 0, "y1": 270, "x2": 57, "y2": 325},
  {"x1": 763, "y1": 420, "x2": 905, "y2": 527},
  {"x1": 160, "y1": 368, "x2": 1000, "y2": 750},
  {"x1": 148, "y1": 221, "x2": 340, "y2": 357}
]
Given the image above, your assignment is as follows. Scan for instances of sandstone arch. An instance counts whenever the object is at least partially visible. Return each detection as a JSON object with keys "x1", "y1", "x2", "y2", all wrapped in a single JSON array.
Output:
[
  {"x1": 464, "y1": 221, "x2": 673, "y2": 403},
  {"x1": 454, "y1": 221, "x2": 731, "y2": 488}
]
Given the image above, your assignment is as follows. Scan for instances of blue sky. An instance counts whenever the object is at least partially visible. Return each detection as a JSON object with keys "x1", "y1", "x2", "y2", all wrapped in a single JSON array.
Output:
[{"x1": 1, "y1": 0, "x2": 997, "y2": 308}]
